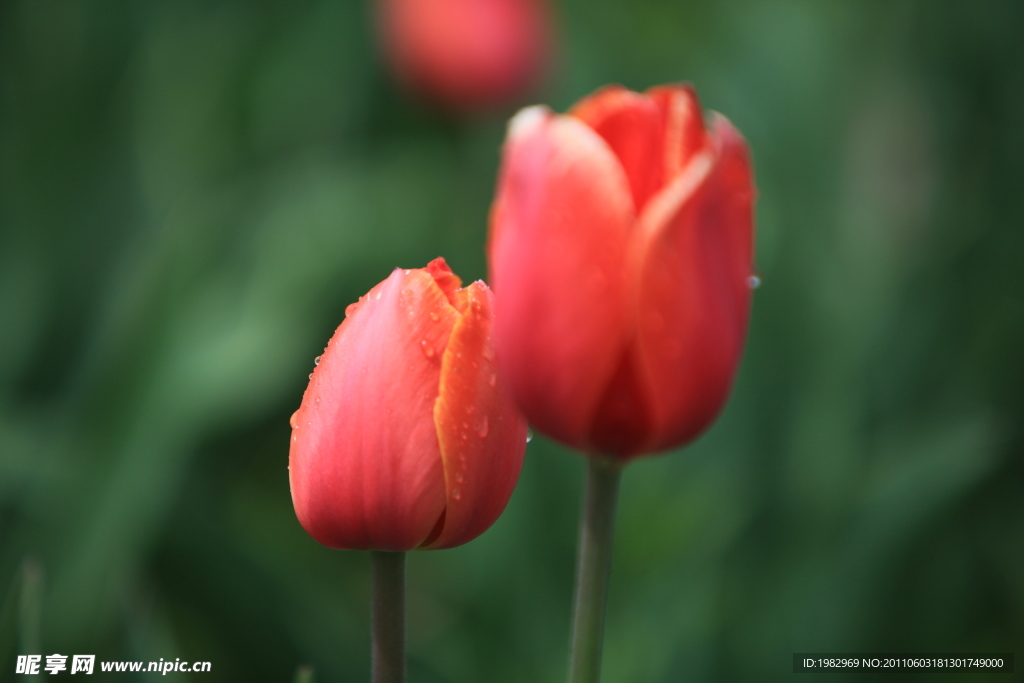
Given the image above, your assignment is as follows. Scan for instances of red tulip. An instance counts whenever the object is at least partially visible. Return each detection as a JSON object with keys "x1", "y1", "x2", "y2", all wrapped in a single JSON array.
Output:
[
  {"x1": 378, "y1": 0, "x2": 549, "y2": 111},
  {"x1": 488, "y1": 84, "x2": 756, "y2": 459},
  {"x1": 289, "y1": 258, "x2": 528, "y2": 550}
]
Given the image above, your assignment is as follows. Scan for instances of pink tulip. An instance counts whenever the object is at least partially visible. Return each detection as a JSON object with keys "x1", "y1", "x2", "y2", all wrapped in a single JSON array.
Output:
[
  {"x1": 488, "y1": 84, "x2": 756, "y2": 459},
  {"x1": 379, "y1": 0, "x2": 549, "y2": 111},
  {"x1": 290, "y1": 258, "x2": 528, "y2": 550}
]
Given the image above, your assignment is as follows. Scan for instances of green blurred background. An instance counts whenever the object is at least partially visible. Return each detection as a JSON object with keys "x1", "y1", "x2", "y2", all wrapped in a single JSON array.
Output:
[{"x1": 1, "y1": 0, "x2": 1022, "y2": 681}]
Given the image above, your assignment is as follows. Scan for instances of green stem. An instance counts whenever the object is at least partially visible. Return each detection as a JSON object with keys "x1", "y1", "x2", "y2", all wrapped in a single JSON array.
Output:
[
  {"x1": 568, "y1": 457, "x2": 623, "y2": 683},
  {"x1": 371, "y1": 551, "x2": 406, "y2": 683}
]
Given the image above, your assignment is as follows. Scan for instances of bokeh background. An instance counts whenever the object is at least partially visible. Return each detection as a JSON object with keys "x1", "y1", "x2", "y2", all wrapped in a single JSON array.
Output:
[{"x1": 2, "y1": 0, "x2": 1022, "y2": 681}]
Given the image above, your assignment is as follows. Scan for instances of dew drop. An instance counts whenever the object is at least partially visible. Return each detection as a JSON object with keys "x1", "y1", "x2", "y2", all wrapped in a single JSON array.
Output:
[
  {"x1": 345, "y1": 302, "x2": 359, "y2": 317},
  {"x1": 488, "y1": 373, "x2": 497, "y2": 388},
  {"x1": 292, "y1": 434, "x2": 297, "y2": 442},
  {"x1": 455, "y1": 472, "x2": 464, "y2": 484},
  {"x1": 452, "y1": 487, "x2": 462, "y2": 500},
  {"x1": 461, "y1": 432, "x2": 468, "y2": 441},
  {"x1": 477, "y1": 416, "x2": 489, "y2": 438},
  {"x1": 314, "y1": 355, "x2": 321, "y2": 366},
  {"x1": 315, "y1": 397, "x2": 320, "y2": 404},
  {"x1": 748, "y1": 274, "x2": 762, "y2": 289},
  {"x1": 526, "y1": 429, "x2": 534, "y2": 444},
  {"x1": 289, "y1": 411, "x2": 299, "y2": 428},
  {"x1": 462, "y1": 421, "x2": 469, "y2": 429},
  {"x1": 429, "y1": 311, "x2": 439, "y2": 322},
  {"x1": 420, "y1": 340, "x2": 436, "y2": 359},
  {"x1": 375, "y1": 291, "x2": 382, "y2": 301},
  {"x1": 465, "y1": 406, "x2": 475, "y2": 415},
  {"x1": 308, "y1": 373, "x2": 314, "y2": 380}
]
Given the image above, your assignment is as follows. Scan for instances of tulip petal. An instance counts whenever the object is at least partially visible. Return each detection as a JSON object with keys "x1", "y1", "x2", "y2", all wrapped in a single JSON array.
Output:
[
  {"x1": 632, "y1": 113, "x2": 755, "y2": 453},
  {"x1": 489, "y1": 107, "x2": 634, "y2": 448},
  {"x1": 569, "y1": 85, "x2": 665, "y2": 214},
  {"x1": 645, "y1": 84, "x2": 709, "y2": 183},
  {"x1": 289, "y1": 268, "x2": 460, "y2": 550},
  {"x1": 426, "y1": 256, "x2": 463, "y2": 305},
  {"x1": 425, "y1": 282, "x2": 527, "y2": 549}
]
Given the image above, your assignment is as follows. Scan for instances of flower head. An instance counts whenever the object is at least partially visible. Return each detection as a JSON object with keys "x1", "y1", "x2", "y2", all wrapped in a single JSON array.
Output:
[
  {"x1": 289, "y1": 259, "x2": 528, "y2": 550},
  {"x1": 488, "y1": 84, "x2": 756, "y2": 458}
]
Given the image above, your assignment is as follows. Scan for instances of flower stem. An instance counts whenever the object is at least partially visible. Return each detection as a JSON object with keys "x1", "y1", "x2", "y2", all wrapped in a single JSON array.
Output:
[
  {"x1": 371, "y1": 551, "x2": 406, "y2": 683},
  {"x1": 568, "y1": 457, "x2": 623, "y2": 683}
]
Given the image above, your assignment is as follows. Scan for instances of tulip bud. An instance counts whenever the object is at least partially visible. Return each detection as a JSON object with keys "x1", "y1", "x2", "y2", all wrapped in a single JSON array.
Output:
[
  {"x1": 378, "y1": 0, "x2": 550, "y2": 111},
  {"x1": 289, "y1": 258, "x2": 528, "y2": 550},
  {"x1": 488, "y1": 84, "x2": 756, "y2": 459}
]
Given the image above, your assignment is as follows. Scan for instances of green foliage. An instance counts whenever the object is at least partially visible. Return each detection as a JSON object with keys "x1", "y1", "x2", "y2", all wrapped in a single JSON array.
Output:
[{"x1": 1, "y1": 0, "x2": 1021, "y2": 681}]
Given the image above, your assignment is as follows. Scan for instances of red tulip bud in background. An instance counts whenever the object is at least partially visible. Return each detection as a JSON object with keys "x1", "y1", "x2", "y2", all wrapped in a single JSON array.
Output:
[
  {"x1": 289, "y1": 258, "x2": 528, "y2": 551},
  {"x1": 488, "y1": 84, "x2": 756, "y2": 459},
  {"x1": 379, "y1": 0, "x2": 550, "y2": 111}
]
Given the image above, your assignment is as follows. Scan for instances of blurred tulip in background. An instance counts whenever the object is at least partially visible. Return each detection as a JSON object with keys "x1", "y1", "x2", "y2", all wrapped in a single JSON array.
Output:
[
  {"x1": 289, "y1": 259, "x2": 528, "y2": 551},
  {"x1": 489, "y1": 85, "x2": 755, "y2": 458},
  {"x1": 379, "y1": 0, "x2": 550, "y2": 111}
]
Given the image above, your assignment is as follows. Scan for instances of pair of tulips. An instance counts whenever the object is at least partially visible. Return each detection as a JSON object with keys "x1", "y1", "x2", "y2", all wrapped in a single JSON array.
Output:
[{"x1": 289, "y1": 83, "x2": 755, "y2": 681}]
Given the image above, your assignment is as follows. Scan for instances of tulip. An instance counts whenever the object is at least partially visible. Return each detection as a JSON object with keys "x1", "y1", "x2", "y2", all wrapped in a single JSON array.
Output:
[
  {"x1": 378, "y1": 0, "x2": 550, "y2": 111},
  {"x1": 489, "y1": 84, "x2": 756, "y2": 459},
  {"x1": 488, "y1": 84, "x2": 756, "y2": 683},
  {"x1": 289, "y1": 258, "x2": 528, "y2": 552}
]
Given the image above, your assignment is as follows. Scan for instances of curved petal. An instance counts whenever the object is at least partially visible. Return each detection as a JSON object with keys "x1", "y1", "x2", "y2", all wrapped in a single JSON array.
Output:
[
  {"x1": 645, "y1": 84, "x2": 708, "y2": 183},
  {"x1": 631, "y1": 113, "x2": 755, "y2": 453},
  {"x1": 289, "y1": 267, "x2": 460, "y2": 550},
  {"x1": 424, "y1": 282, "x2": 528, "y2": 549},
  {"x1": 570, "y1": 85, "x2": 664, "y2": 213},
  {"x1": 488, "y1": 106, "x2": 634, "y2": 448}
]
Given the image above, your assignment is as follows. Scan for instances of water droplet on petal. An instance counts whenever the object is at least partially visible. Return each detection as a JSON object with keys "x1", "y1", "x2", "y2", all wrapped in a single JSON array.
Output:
[
  {"x1": 429, "y1": 311, "x2": 439, "y2": 322},
  {"x1": 375, "y1": 291, "x2": 382, "y2": 301},
  {"x1": 462, "y1": 421, "x2": 469, "y2": 429},
  {"x1": 345, "y1": 302, "x2": 359, "y2": 317},
  {"x1": 465, "y1": 406, "x2": 475, "y2": 415},
  {"x1": 461, "y1": 432, "x2": 468, "y2": 441},
  {"x1": 314, "y1": 355, "x2": 321, "y2": 366},
  {"x1": 748, "y1": 274, "x2": 762, "y2": 289},
  {"x1": 452, "y1": 487, "x2": 462, "y2": 500},
  {"x1": 420, "y1": 340, "x2": 435, "y2": 359},
  {"x1": 477, "y1": 416, "x2": 489, "y2": 438},
  {"x1": 290, "y1": 411, "x2": 299, "y2": 428},
  {"x1": 308, "y1": 373, "x2": 314, "y2": 380},
  {"x1": 488, "y1": 373, "x2": 497, "y2": 388},
  {"x1": 526, "y1": 429, "x2": 534, "y2": 443},
  {"x1": 315, "y1": 397, "x2": 320, "y2": 404},
  {"x1": 454, "y1": 472, "x2": 464, "y2": 483}
]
